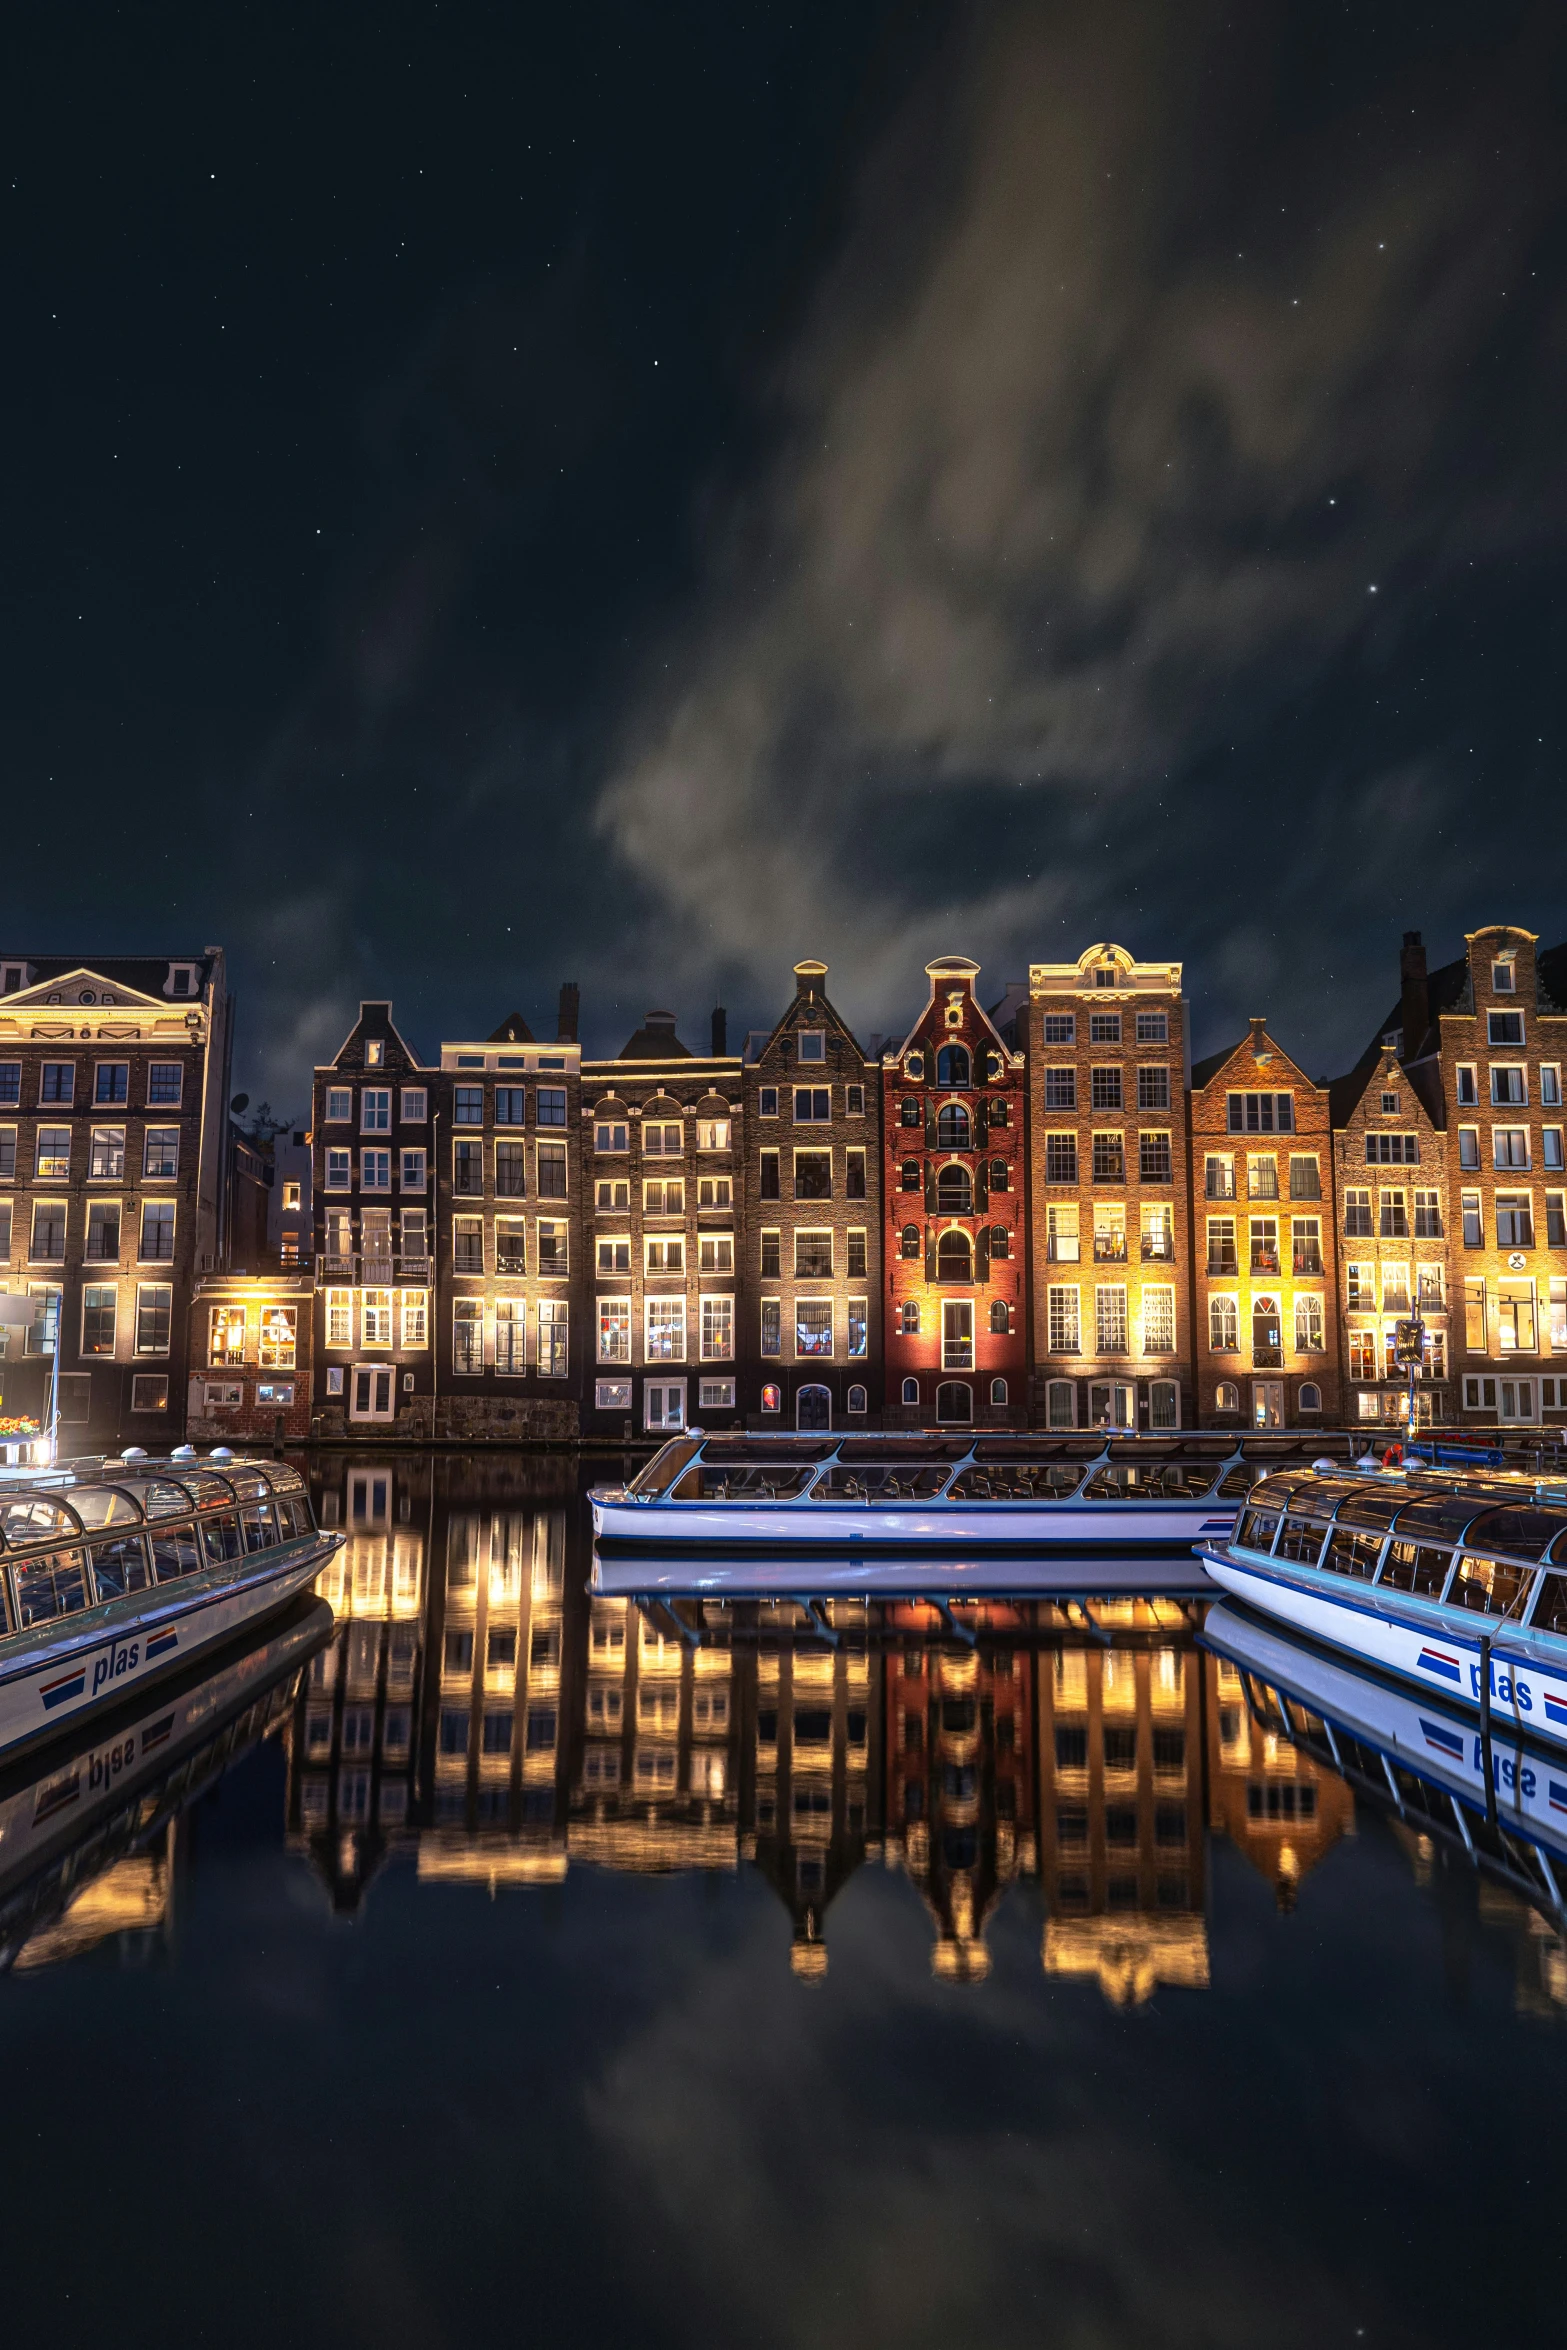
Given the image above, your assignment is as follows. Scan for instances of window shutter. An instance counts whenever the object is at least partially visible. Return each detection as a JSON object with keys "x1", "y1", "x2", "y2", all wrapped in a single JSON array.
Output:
[
  {"x1": 975, "y1": 1226, "x2": 990, "y2": 1280},
  {"x1": 975, "y1": 1161, "x2": 989, "y2": 1211},
  {"x1": 924, "y1": 1162, "x2": 936, "y2": 1213},
  {"x1": 921, "y1": 1099, "x2": 934, "y2": 1150},
  {"x1": 924, "y1": 1232, "x2": 937, "y2": 1283}
]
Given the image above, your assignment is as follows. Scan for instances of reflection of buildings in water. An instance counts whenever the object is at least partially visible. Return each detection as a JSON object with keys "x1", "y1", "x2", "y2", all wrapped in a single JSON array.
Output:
[
  {"x1": 1204, "y1": 1654, "x2": 1355, "y2": 1912},
  {"x1": 883, "y1": 1602, "x2": 1032, "y2": 1985},
  {"x1": 1037, "y1": 1603, "x2": 1210, "y2": 2005},
  {"x1": 1392, "y1": 1824, "x2": 1567, "y2": 2022},
  {"x1": 12, "y1": 1825, "x2": 176, "y2": 1972},
  {"x1": 748, "y1": 1602, "x2": 873, "y2": 1979},
  {"x1": 568, "y1": 1598, "x2": 738, "y2": 1876}
]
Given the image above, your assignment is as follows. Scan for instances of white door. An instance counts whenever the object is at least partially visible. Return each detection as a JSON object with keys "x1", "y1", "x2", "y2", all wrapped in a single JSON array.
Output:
[
  {"x1": 1251, "y1": 1380, "x2": 1285, "y2": 1428},
  {"x1": 1499, "y1": 1377, "x2": 1538, "y2": 1423},
  {"x1": 644, "y1": 1380, "x2": 686, "y2": 1432},
  {"x1": 350, "y1": 1365, "x2": 395, "y2": 1422},
  {"x1": 1088, "y1": 1380, "x2": 1134, "y2": 1428}
]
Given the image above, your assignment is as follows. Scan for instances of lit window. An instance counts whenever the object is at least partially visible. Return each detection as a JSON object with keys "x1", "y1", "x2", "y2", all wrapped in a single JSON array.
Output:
[
  {"x1": 595, "y1": 1119, "x2": 628, "y2": 1152},
  {"x1": 89, "y1": 1126, "x2": 125, "y2": 1180},
  {"x1": 85, "y1": 1201, "x2": 120, "y2": 1262},
  {"x1": 35, "y1": 1127, "x2": 70, "y2": 1178},
  {"x1": 135, "y1": 1286, "x2": 173, "y2": 1355},
  {"x1": 364, "y1": 1039, "x2": 385, "y2": 1068},
  {"x1": 452, "y1": 1299, "x2": 483, "y2": 1373},
  {"x1": 700, "y1": 1296, "x2": 734, "y2": 1361},
  {"x1": 538, "y1": 1299, "x2": 569, "y2": 1377},
  {"x1": 598, "y1": 1300, "x2": 632, "y2": 1362},
  {"x1": 400, "y1": 1291, "x2": 428, "y2": 1348},
  {"x1": 82, "y1": 1285, "x2": 118, "y2": 1356},
  {"x1": 209, "y1": 1304, "x2": 247, "y2": 1365},
  {"x1": 325, "y1": 1290, "x2": 353, "y2": 1348},
  {"x1": 646, "y1": 1299, "x2": 686, "y2": 1361},
  {"x1": 139, "y1": 1201, "x2": 175, "y2": 1262},
  {"x1": 537, "y1": 1220, "x2": 569, "y2": 1275},
  {"x1": 795, "y1": 1300, "x2": 832, "y2": 1359}
]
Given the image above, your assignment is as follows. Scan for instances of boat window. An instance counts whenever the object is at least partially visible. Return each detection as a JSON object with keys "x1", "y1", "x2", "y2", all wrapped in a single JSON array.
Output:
[
  {"x1": 670, "y1": 1463, "x2": 817, "y2": 1502},
  {"x1": 68, "y1": 1486, "x2": 142, "y2": 1529},
  {"x1": 1235, "y1": 1500, "x2": 1286, "y2": 1553},
  {"x1": 279, "y1": 1493, "x2": 316, "y2": 1537},
  {"x1": 1323, "y1": 1525, "x2": 1383, "y2": 1580},
  {"x1": 812, "y1": 1464, "x2": 954, "y2": 1502},
  {"x1": 1391, "y1": 1495, "x2": 1496, "y2": 1546},
  {"x1": 947, "y1": 1464, "x2": 1083, "y2": 1501},
  {"x1": 239, "y1": 1503, "x2": 276, "y2": 1552},
  {"x1": 1082, "y1": 1462, "x2": 1218, "y2": 1500},
  {"x1": 835, "y1": 1439, "x2": 973, "y2": 1463},
  {"x1": 1106, "y1": 1439, "x2": 1180, "y2": 1462},
  {"x1": 142, "y1": 1480, "x2": 196, "y2": 1519},
  {"x1": 90, "y1": 1534, "x2": 152, "y2": 1600},
  {"x1": 259, "y1": 1463, "x2": 305, "y2": 1493},
  {"x1": 1277, "y1": 1512, "x2": 1332, "y2": 1565},
  {"x1": 1532, "y1": 1573, "x2": 1567, "y2": 1635},
  {"x1": 151, "y1": 1526, "x2": 203, "y2": 1583},
  {"x1": 628, "y1": 1437, "x2": 702, "y2": 1498},
  {"x1": 226, "y1": 1469, "x2": 272, "y2": 1503},
  {"x1": 183, "y1": 1472, "x2": 237, "y2": 1509},
  {"x1": 1215, "y1": 1461, "x2": 1260, "y2": 1500},
  {"x1": 1447, "y1": 1554, "x2": 1536, "y2": 1620},
  {"x1": 1461, "y1": 1506, "x2": 1562, "y2": 1561},
  {"x1": 201, "y1": 1512, "x2": 245, "y2": 1567},
  {"x1": 2, "y1": 1497, "x2": 82, "y2": 1545},
  {"x1": 1379, "y1": 1540, "x2": 1453, "y2": 1599},
  {"x1": 11, "y1": 1547, "x2": 90, "y2": 1627},
  {"x1": 1332, "y1": 1491, "x2": 1406, "y2": 1534}
]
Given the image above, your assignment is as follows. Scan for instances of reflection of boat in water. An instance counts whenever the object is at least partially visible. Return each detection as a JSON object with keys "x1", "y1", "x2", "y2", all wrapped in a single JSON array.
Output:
[
  {"x1": 591, "y1": 1539, "x2": 1218, "y2": 1599},
  {"x1": 0, "y1": 1595, "x2": 334, "y2": 1971},
  {"x1": 591, "y1": 1433, "x2": 1359, "y2": 1556},
  {"x1": 1202, "y1": 1598, "x2": 1567, "y2": 1923},
  {"x1": 0, "y1": 1454, "x2": 341, "y2": 1757},
  {"x1": 1201, "y1": 1465, "x2": 1567, "y2": 1753}
]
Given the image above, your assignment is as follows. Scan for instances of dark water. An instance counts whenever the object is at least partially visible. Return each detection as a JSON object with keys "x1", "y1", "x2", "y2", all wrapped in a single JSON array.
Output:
[{"x1": 3, "y1": 1450, "x2": 1564, "y2": 2350}]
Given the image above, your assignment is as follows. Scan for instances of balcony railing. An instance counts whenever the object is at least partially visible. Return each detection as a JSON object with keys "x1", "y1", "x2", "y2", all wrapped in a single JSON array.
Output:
[
  {"x1": 1092, "y1": 1238, "x2": 1128, "y2": 1264},
  {"x1": 1205, "y1": 1175, "x2": 1235, "y2": 1200},
  {"x1": 1207, "y1": 1254, "x2": 1238, "y2": 1278},
  {"x1": 1250, "y1": 1249, "x2": 1281, "y2": 1276},
  {"x1": 1046, "y1": 1238, "x2": 1081, "y2": 1262},
  {"x1": 1292, "y1": 1248, "x2": 1324, "y2": 1277},
  {"x1": 1141, "y1": 1237, "x2": 1175, "y2": 1262},
  {"x1": 1252, "y1": 1346, "x2": 1284, "y2": 1369},
  {"x1": 496, "y1": 1251, "x2": 526, "y2": 1276}
]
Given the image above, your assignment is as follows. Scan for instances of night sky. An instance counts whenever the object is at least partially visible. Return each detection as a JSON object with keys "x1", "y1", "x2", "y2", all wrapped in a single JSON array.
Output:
[{"x1": 7, "y1": 1, "x2": 1565, "y2": 1112}]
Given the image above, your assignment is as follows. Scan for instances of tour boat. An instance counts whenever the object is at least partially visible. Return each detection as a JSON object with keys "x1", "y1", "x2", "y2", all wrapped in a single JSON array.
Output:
[
  {"x1": 0, "y1": 1453, "x2": 341, "y2": 1760},
  {"x1": 1202, "y1": 1599, "x2": 1567, "y2": 1916},
  {"x1": 1198, "y1": 1465, "x2": 1567, "y2": 1753},
  {"x1": 588, "y1": 1430, "x2": 1350, "y2": 1557},
  {"x1": 0, "y1": 1594, "x2": 333, "y2": 1969},
  {"x1": 591, "y1": 1539, "x2": 1218, "y2": 1598}
]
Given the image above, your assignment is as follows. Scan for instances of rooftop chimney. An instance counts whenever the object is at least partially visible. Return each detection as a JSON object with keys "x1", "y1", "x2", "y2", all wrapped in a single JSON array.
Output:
[
  {"x1": 556, "y1": 981, "x2": 579, "y2": 1044},
  {"x1": 1398, "y1": 931, "x2": 1428, "y2": 1063},
  {"x1": 793, "y1": 959, "x2": 828, "y2": 997},
  {"x1": 1248, "y1": 1015, "x2": 1268, "y2": 1051},
  {"x1": 711, "y1": 1004, "x2": 728, "y2": 1056}
]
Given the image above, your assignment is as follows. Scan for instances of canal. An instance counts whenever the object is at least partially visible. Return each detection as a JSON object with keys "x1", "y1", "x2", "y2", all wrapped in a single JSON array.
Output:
[{"x1": 1, "y1": 1448, "x2": 1562, "y2": 2349}]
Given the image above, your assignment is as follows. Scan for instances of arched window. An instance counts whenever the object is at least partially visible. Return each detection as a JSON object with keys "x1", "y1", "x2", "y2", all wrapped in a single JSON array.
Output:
[
  {"x1": 1252, "y1": 1296, "x2": 1282, "y2": 1360},
  {"x1": 936, "y1": 1380, "x2": 973, "y2": 1424},
  {"x1": 847, "y1": 1384, "x2": 868, "y2": 1414},
  {"x1": 988, "y1": 1095, "x2": 1010, "y2": 1127},
  {"x1": 1046, "y1": 1379, "x2": 1076, "y2": 1428},
  {"x1": 937, "y1": 1230, "x2": 972, "y2": 1282},
  {"x1": 1298, "y1": 1381, "x2": 1323, "y2": 1413},
  {"x1": 989, "y1": 1378, "x2": 1008, "y2": 1407},
  {"x1": 937, "y1": 1102, "x2": 971, "y2": 1149},
  {"x1": 988, "y1": 1157, "x2": 1009, "y2": 1192},
  {"x1": 1216, "y1": 1381, "x2": 1241, "y2": 1414},
  {"x1": 988, "y1": 1300, "x2": 1010, "y2": 1335},
  {"x1": 901, "y1": 1299, "x2": 920, "y2": 1336},
  {"x1": 900, "y1": 1157, "x2": 921, "y2": 1192},
  {"x1": 1149, "y1": 1379, "x2": 1179, "y2": 1430},
  {"x1": 900, "y1": 1097, "x2": 921, "y2": 1128},
  {"x1": 989, "y1": 1224, "x2": 1010, "y2": 1261},
  {"x1": 936, "y1": 1044, "x2": 970, "y2": 1089},
  {"x1": 797, "y1": 1385, "x2": 831, "y2": 1431},
  {"x1": 900, "y1": 1223, "x2": 921, "y2": 1260},
  {"x1": 936, "y1": 1165, "x2": 972, "y2": 1214},
  {"x1": 901, "y1": 1376, "x2": 920, "y2": 1407}
]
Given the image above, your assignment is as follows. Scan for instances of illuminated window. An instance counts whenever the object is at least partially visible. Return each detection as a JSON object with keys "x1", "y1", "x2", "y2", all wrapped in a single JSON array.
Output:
[
  {"x1": 139, "y1": 1201, "x2": 175, "y2": 1262},
  {"x1": 646, "y1": 1299, "x2": 686, "y2": 1361},
  {"x1": 85, "y1": 1201, "x2": 120, "y2": 1262},
  {"x1": 1047, "y1": 1285, "x2": 1080, "y2": 1352},
  {"x1": 135, "y1": 1284, "x2": 172, "y2": 1355},
  {"x1": 209, "y1": 1304, "x2": 247, "y2": 1366},
  {"x1": 700, "y1": 1296, "x2": 734, "y2": 1361},
  {"x1": 143, "y1": 1127, "x2": 178, "y2": 1181},
  {"x1": 400, "y1": 1291, "x2": 428, "y2": 1348},
  {"x1": 452, "y1": 1299, "x2": 483, "y2": 1373},
  {"x1": 260, "y1": 1306, "x2": 297, "y2": 1369},
  {"x1": 537, "y1": 1219, "x2": 569, "y2": 1274},
  {"x1": 35, "y1": 1127, "x2": 69, "y2": 1178},
  {"x1": 538, "y1": 1300, "x2": 569, "y2": 1377},
  {"x1": 795, "y1": 1300, "x2": 832, "y2": 1358},
  {"x1": 598, "y1": 1299, "x2": 632, "y2": 1362},
  {"x1": 82, "y1": 1285, "x2": 118, "y2": 1356}
]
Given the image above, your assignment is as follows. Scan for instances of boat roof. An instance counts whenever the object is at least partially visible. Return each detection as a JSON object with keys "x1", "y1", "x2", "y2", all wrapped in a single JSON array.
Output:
[
  {"x1": 679, "y1": 1430, "x2": 1335, "y2": 1461},
  {"x1": 0, "y1": 1454, "x2": 305, "y2": 1550},
  {"x1": 1241, "y1": 1465, "x2": 1567, "y2": 1567}
]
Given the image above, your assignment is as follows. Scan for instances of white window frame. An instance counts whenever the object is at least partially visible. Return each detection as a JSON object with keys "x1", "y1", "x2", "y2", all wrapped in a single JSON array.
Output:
[
  {"x1": 360, "y1": 1149, "x2": 392, "y2": 1192},
  {"x1": 699, "y1": 1295, "x2": 734, "y2": 1362},
  {"x1": 361, "y1": 1088, "x2": 392, "y2": 1133},
  {"x1": 645, "y1": 1297, "x2": 687, "y2": 1363},
  {"x1": 598, "y1": 1298, "x2": 633, "y2": 1363}
]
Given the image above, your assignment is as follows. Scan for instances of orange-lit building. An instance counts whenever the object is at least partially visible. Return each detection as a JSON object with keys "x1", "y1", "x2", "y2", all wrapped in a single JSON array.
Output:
[
  {"x1": 1204, "y1": 1650, "x2": 1355, "y2": 1909},
  {"x1": 1329, "y1": 1041, "x2": 1452, "y2": 1427},
  {"x1": 186, "y1": 1270, "x2": 316, "y2": 1443},
  {"x1": 882, "y1": 957, "x2": 1026, "y2": 1427}
]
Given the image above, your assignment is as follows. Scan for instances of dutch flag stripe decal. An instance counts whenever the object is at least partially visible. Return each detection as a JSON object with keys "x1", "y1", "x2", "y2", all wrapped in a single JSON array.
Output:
[
  {"x1": 1417, "y1": 1647, "x2": 1463, "y2": 1683},
  {"x1": 1550, "y1": 1780, "x2": 1567, "y2": 1816},
  {"x1": 1419, "y1": 1717, "x2": 1466, "y2": 1761},
  {"x1": 145, "y1": 1631, "x2": 178, "y2": 1661},
  {"x1": 1542, "y1": 1692, "x2": 1567, "y2": 1726},
  {"x1": 39, "y1": 1668, "x2": 86, "y2": 1710}
]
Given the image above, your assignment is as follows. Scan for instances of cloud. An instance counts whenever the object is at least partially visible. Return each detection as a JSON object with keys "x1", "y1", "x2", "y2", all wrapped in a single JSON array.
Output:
[{"x1": 594, "y1": 0, "x2": 1566, "y2": 1040}]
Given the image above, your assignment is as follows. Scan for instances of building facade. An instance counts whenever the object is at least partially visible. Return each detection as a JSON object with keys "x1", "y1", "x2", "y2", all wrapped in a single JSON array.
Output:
[
  {"x1": 879, "y1": 958, "x2": 1026, "y2": 1428},
  {"x1": 581, "y1": 1009, "x2": 742, "y2": 1438},
  {"x1": 1190, "y1": 1019, "x2": 1341, "y2": 1429},
  {"x1": 738, "y1": 960, "x2": 882, "y2": 1429},
  {"x1": 1330, "y1": 1042, "x2": 1451, "y2": 1427},
  {"x1": 1376, "y1": 927, "x2": 1567, "y2": 1428},
  {"x1": 187, "y1": 1269, "x2": 317, "y2": 1443},
  {"x1": 1024, "y1": 944, "x2": 1191, "y2": 1430},
  {"x1": 0, "y1": 950, "x2": 232, "y2": 1451}
]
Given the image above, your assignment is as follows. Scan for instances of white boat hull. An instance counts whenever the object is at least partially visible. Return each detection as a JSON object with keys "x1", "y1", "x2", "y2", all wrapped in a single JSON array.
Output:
[
  {"x1": 1199, "y1": 1547, "x2": 1567, "y2": 1758},
  {"x1": 593, "y1": 1497, "x2": 1239, "y2": 1550},
  {"x1": 591, "y1": 1545, "x2": 1219, "y2": 1596},
  {"x1": 0, "y1": 1536, "x2": 337, "y2": 1761}
]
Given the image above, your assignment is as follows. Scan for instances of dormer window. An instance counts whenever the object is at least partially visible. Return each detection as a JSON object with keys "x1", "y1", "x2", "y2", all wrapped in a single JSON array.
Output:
[
  {"x1": 165, "y1": 963, "x2": 198, "y2": 998},
  {"x1": 1094, "y1": 966, "x2": 1118, "y2": 987},
  {"x1": 365, "y1": 1039, "x2": 386, "y2": 1068},
  {"x1": 1492, "y1": 959, "x2": 1516, "y2": 993},
  {"x1": 797, "y1": 1031, "x2": 825, "y2": 1063},
  {"x1": 0, "y1": 963, "x2": 26, "y2": 994},
  {"x1": 1380, "y1": 1091, "x2": 1398, "y2": 1114}
]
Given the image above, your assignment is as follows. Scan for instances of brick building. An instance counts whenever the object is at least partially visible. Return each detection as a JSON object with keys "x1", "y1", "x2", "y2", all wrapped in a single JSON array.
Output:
[
  {"x1": 0, "y1": 950, "x2": 232, "y2": 1451},
  {"x1": 1023, "y1": 944, "x2": 1190, "y2": 1430},
  {"x1": 1370, "y1": 926, "x2": 1567, "y2": 1428},
  {"x1": 1329, "y1": 1041, "x2": 1452, "y2": 1427},
  {"x1": 1190, "y1": 1019, "x2": 1340, "y2": 1429},
  {"x1": 739, "y1": 960, "x2": 881, "y2": 1429},
  {"x1": 882, "y1": 957, "x2": 1026, "y2": 1428},
  {"x1": 186, "y1": 1269, "x2": 316, "y2": 1442},
  {"x1": 581, "y1": 1008, "x2": 742, "y2": 1438}
]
